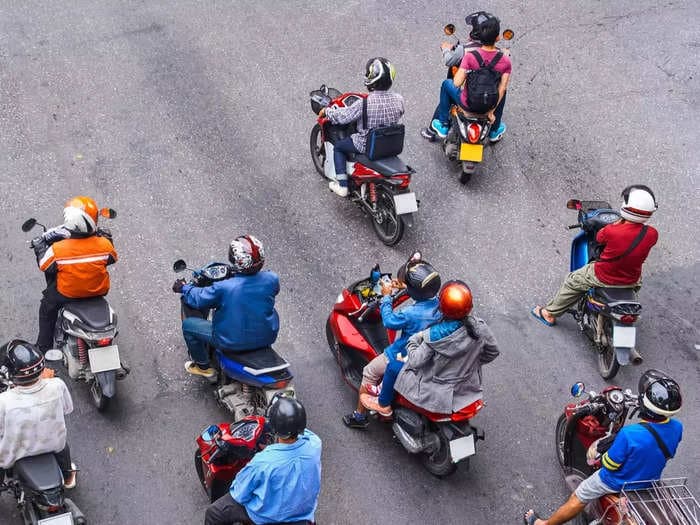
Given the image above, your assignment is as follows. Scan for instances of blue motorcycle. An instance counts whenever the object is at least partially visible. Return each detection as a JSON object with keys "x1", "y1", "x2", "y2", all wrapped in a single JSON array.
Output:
[
  {"x1": 566, "y1": 199, "x2": 643, "y2": 379},
  {"x1": 172, "y1": 260, "x2": 295, "y2": 418}
]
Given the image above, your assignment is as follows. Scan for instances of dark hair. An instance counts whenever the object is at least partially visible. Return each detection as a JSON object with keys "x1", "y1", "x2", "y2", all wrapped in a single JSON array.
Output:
[
  {"x1": 461, "y1": 315, "x2": 481, "y2": 341},
  {"x1": 478, "y1": 17, "x2": 500, "y2": 45}
]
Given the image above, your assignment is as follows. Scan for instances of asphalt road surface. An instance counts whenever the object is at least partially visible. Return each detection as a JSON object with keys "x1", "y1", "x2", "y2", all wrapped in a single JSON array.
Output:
[{"x1": 1, "y1": 1, "x2": 698, "y2": 524}]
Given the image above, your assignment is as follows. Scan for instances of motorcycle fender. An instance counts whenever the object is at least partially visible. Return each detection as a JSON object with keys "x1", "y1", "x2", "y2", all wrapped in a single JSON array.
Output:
[
  {"x1": 614, "y1": 346, "x2": 631, "y2": 366},
  {"x1": 96, "y1": 370, "x2": 116, "y2": 398},
  {"x1": 323, "y1": 142, "x2": 336, "y2": 179},
  {"x1": 402, "y1": 213, "x2": 414, "y2": 228},
  {"x1": 570, "y1": 231, "x2": 589, "y2": 272}
]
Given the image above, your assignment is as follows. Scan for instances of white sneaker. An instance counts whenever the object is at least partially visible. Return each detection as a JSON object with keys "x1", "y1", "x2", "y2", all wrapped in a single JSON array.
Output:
[{"x1": 329, "y1": 181, "x2": 348, "y2": 197}]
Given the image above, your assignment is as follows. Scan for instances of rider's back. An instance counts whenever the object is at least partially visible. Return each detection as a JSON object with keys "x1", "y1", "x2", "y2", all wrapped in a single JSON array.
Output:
[{"x1": 594, "y1": 222, "x2": 658, "y2": 285}]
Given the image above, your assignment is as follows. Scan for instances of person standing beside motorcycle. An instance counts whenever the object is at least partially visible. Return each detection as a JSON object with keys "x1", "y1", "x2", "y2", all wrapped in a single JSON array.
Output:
[
  {"x1": 32, "y1": 196, "x2": 118, "y2": 354},
  {"x1": 430, "y1": 13, "x2": 512, "y2": 142},
  {"x1": 204, "y1": 395, "x2": 321, "y2": 525},
  {"x1": 318, "y1": 57, "x2": 404, "y2": 197},
  {"x1": 531, "y1": 185, "x2": 659, "y2": 327},
  {"x1": 343, "y1": 254, "x2": 441, "y2": 427},
  {"x1": 0, "y1": 340, "x2": 77, "y2": 488},
  {"x1": 173, "y1": 235, "x2": 279, "y2": 379},
  {"x1": 524, "y1": 369, "x2": 683, "y2": 525}
]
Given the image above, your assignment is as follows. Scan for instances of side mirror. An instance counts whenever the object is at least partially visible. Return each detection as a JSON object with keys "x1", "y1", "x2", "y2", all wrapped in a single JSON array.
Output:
[
  {"x1": 571, "y1": 382, "x2": 586, "y2": 397},
  {"x1": 173, "y1": 259, "x2": 187, "y2": 273},
  {"x1": 502, "y1": 29, "x2": 514, "y2": 40},
  {"x1": 566, "y1": 199, "x2": 582, "y2": 210},
  {"x1": 21, "y1": 218, "x2": 37, "y2": 232},
  {"x1": 100, "y1": 208, "x2": 117, "y2": 219},
  {"x1": 444, "y1": 24, "x2": 456, "y2": 36},
  {"x1": 410, "y1": 251, "x2": 422, "y2": 262}
]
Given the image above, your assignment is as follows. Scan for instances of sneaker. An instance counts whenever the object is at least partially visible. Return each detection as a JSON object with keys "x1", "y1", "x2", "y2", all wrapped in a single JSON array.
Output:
[
  {"x1": 430, "y1": 119, "x2": 449, "y2": 139},
  {"x1": 329, "y1": 180, "x2": 349, "y2": 197},
  {"x1": 420, "y1": 127, "x2": 437, "y2": 141},
  {"x1": 184, "y1": 361, "x2": 216, "y2": 378},
  {"x1": 342, "y1": 411, "x2": 369, "y2": 429},
  {"x1": 63, "y1": 463, "x2": 78, "y2": 489},
  {"x1": 360, "y1": 393, "x2": 393, "y2": 417},
  {"x1": 488, "y1": 122, "x2": 506, "y2": 143}
]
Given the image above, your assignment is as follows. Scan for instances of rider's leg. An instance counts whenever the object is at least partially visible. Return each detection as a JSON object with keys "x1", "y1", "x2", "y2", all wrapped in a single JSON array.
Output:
[
  {"x1": 542, "y1": 263, "x2": 605, "y2": 319},
  {"x1": 37, "y1": 286, "x2": 70, "y2": 352},
  {"x1": 182, "y1": 317, "x2": 214, "y2": 367},
  {"x1": 205, "y1": 493, "x2": 252, "y2": 525},
  {"x1": 377, "y1": 358, "x2": 404, "y2": 407},
  {"x1": 436, "y1": 79, "x2": 463, "y2": 124},
  {"x1": 356, "y1": 353, "x2": 389, "y2": 414},
  {"x1": 489, "y1": 92, "x2": 508, "y2": 141}
]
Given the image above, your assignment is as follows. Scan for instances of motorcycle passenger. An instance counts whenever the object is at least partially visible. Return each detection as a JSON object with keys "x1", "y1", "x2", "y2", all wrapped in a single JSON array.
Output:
[
  {"x1": 524, "y1": 369, "x2": 683, "y2": 525},
  {"x1": 318, "y1": 57, "x2": 404, "y2": 197},
  {"x1": 531, "y1": 185, "x2": 659, "y2": 327},
  {"x1": 205, "y1": 395, "x2": 322, "y2": 525},
  {"x1": 343, "y1": 254, "x2": 441, "y2": 427},
  {"x1": 32, "y1": 196, "x2": 118, "y2": 354},
  {"x1": 0, "y1": 340, "x2": 76, "y2": 488},
  {"x1": 429, "y1": 12, "x2": 512, "y2": 142},
  {"x1": 173, "y1": 235, "x2": 279, "y2": 379}
]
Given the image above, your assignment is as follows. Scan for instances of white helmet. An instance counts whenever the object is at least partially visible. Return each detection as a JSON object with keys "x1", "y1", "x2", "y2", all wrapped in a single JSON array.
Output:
[
  {"x1": 620, "y1": 185, "x2": 657, "y2": 223},
  {"x1": 63, "y1": 196, "x2": 98, "y2": 234}
]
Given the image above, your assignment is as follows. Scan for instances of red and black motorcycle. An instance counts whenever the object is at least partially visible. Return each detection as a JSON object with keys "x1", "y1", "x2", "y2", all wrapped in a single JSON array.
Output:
[
  {"x1": 326, "y1": 264, "x2": 484, "y2": 477},
  {"x1": 309, "y1": 85, "x2": 418, "y2": 246}
]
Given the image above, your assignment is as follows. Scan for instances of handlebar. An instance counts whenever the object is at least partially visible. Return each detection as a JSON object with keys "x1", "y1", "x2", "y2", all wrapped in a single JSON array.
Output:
[{"x1": 567, "y1": 224, "x2": 581, "y2": 230}]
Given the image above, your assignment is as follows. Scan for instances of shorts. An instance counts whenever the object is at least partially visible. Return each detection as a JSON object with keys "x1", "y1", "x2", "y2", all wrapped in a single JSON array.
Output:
[
  {"x1": 362, "y1": 354, "x2": 389, "y2": 385},
  {"x1": 574, "y1": 470, "x2": 616, "y2": 504}
]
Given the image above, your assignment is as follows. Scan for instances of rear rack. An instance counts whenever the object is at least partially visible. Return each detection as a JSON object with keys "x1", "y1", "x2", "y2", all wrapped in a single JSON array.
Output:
[{"x1": 621, "y1": 478, "x2": 700, "y2": 524}]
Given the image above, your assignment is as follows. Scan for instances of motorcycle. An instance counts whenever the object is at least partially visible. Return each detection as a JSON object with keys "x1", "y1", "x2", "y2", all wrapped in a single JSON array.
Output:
[
  {"x1": 0, "y1": 367, "x2": 87, "y2": 525},
  {"x1": 309, "y1": 85, "x2": 418, "y2": 246},
  {"x1": 173, "y1": 260, "x2": 295, "y2": 420},
  {"x1": 22, "y1": 214, "x2": 128, "y2": 411},
  {"x1": 556, "y1": 381, "x2": 700, "y2": 524},
  {"x1": 423, "y1": 24, "x2": 514, "y2": 184},
  {"x1": 565, "y1": 199, "x2": 644, "y2": 379},
  {"x1": 326, "y1": 259, "x2": 484, "y2": 477}
]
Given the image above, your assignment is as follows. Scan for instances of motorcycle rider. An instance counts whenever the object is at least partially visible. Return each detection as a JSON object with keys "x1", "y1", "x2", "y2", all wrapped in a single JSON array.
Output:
[
  {"x1": 429, "y1": 12, "x2": 512, "y2": 141},
  {"x1": 173, "y1": 235, "x2": 279, "y2": 378},
  {"x1": 204, "y1": 395, "x2": 322, "y2": 525},
  {"x1": 531, "y1": 185, "x2": 659, "y2": 327},
  {"x1": 524, "y1": 369, "x2": 683, "y2": 525},
  {"x1": 318, "y1": 57, "x2": 404, "y2": 197},
  {"x1": 32, "y1": 196, "x2": 118, "y2": 354},
  {"x1": 0, "y1": 340, "x2": 76, "y2": 488},
  {"x1": 343, "y1": 253, "x2": 441, "y2": 427}
]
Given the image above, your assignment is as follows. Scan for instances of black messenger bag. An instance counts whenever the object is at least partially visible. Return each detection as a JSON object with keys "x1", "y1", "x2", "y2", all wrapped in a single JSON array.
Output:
[{"x1": 362, "y1": 97, "x2": 404, "y2": 161}]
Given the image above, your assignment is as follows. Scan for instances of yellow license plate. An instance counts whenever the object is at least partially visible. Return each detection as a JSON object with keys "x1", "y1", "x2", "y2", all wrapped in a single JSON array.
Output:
[{"x1": 459, "y1": 143, "x2": 483, "y2": 162}]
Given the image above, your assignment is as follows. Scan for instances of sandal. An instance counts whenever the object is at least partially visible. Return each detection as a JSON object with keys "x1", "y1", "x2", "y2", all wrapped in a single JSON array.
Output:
[
  {"x1": 530, "y1": 306, "x2": 555, "y2": 327},
  {"x1": 523, "y1": 509, "x2": 542, "y2": 525}
]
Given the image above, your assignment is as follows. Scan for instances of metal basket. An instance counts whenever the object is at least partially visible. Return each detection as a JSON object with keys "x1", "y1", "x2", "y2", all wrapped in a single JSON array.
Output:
[{"x1": 621, "y1": 478, "x2": 700, "y2": 524}]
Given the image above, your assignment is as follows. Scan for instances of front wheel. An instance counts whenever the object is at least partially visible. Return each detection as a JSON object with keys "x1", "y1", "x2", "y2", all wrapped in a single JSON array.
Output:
[
  {"x1": 310, "y1": 123, "x2": 326, "y2": 177},
  {"x1": 371, "y1": 188, "x2": 405, "y2": 246},
  {"x1": 555, "y1": 413, "x2": 568, "y2": 469},
  {"x1": 597, "y1": 318, "x2": 620, "y2": 380},
  {"x1": 90, "y1": 380, "x2": 110, "y2": 411},
  {"x1": 421, "y1": 427, "x2": 457, "y2": 477}
]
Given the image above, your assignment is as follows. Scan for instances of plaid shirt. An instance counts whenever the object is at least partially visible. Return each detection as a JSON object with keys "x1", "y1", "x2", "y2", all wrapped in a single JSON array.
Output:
[{"x1": 325, "y1": 90, "x2": 404, "y2": 152}]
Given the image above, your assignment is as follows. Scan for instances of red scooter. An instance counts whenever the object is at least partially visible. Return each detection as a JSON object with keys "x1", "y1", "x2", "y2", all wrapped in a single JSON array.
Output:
[{"x1": 326, "y1": 263, "x2": 484, "y2": 477}]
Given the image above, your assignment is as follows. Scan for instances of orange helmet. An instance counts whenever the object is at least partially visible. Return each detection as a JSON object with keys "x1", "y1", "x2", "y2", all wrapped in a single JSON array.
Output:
[
  {"x1": 439, "y1": 280, "x2": 473, "y2": 320},
  {"x1": 63, "y1": 196, "x2": 99, "y2": 234}
]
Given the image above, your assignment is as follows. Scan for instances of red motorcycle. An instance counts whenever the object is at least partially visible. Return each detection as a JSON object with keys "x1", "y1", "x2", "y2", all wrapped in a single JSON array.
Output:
[
  {"x1": 556, "y1": 382, "x2": 699, "y2": 524},
  {"x1": 309, "y1": 85, "x2": 418, "y2": 246},
  {"x1": 326, "y1": 263, "x2": 484, "y2": 477}
]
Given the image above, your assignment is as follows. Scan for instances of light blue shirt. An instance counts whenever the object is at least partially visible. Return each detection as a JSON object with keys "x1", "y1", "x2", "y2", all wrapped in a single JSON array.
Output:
[{"x1": 231, "y1": 429, "x2": 322, "y2": 524}]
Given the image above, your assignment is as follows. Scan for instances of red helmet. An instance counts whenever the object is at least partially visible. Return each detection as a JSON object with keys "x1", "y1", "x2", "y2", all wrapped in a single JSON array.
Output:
[
  {"x1": 228, "y1": 235, "x2": 265, "y2": 274},
  {"x1": 439, "y1": 280, "x2": 473, "y2": 320}
]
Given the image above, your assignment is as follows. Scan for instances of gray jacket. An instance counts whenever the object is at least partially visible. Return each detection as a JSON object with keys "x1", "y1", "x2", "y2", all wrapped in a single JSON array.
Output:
[{"x1": 393, "y1": 317, "x2": 499, "y2": 414}]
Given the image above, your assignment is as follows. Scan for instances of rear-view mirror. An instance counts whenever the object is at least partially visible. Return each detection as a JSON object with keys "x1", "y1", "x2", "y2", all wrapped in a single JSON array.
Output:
[
  {"x1": 571, "y1": 382, "x2": 586, "y2": 397},
  {"x1": 21, "y1": 218, "x2": 37, "y2": 232},
  {"x1": 444, "y1": 24, "x2": 456, "y2": 36},
  {"x1": 173, "y1": 259, "x2": 187, "y2": 273},
  {"x1": 100, "y1": 208, "x2": 117, "y2": 219},
  {"x1": 566, "y1": 199, "x2": 582, "y2": 210},
  {"x1": 503, "y1": 29, "x2": 514, "y2": 40}
]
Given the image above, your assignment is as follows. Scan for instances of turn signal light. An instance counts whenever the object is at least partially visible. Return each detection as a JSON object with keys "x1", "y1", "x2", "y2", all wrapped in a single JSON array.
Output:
[
  {"x1": 467, "y1": 123, "x2": 481, "y2": 143},
  {"x1": 96, "y1": 338, "x2": 113, "y2": 347}
]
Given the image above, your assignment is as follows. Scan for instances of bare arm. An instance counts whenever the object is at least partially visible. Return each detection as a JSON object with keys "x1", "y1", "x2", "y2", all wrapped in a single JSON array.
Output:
[{"x1": 453, "y1": 67, "x2": 467, "y2": 87}]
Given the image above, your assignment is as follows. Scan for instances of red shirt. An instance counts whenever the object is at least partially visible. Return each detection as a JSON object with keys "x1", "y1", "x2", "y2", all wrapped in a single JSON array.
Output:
[{"x1": 593, "y1": 222, "x2": 658, "y2": 285}]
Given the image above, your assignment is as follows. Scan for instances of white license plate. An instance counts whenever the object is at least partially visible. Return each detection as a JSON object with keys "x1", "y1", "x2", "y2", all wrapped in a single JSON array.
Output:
[
  {"x1": 88, "y1": 345, "x2": 121, "y2": 373},
  {"x1": 38, "y1": 513, "x2": 74, "y2": 525},
  {"x1": 612, "y1": 325, "x2": 636, "y2": 348},
  {"x1": 449, "y1": 433, "x2": 476, "y2": 463},
  {"x1": 393, "y1": 192, "x2": 418, "y2": 215}
]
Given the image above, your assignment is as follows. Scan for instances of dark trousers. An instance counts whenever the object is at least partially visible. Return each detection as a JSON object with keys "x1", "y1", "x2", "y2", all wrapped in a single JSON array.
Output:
[
  {"x1": 55, "y1": 444, "x2": 73, "y2": 476},
  {"x1": 333, "y1": 136, "x2": 360, "y2": 178},
  {"x1": 204, "y1": 493, "x2": 252, "y2": 525},
  {"x1": 37, "y1": 286, "x2": 72, "y2": 351}
]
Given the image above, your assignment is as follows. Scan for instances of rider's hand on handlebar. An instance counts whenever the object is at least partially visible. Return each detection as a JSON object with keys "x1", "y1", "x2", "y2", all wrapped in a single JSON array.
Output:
[
  {"x1": 172, "y1": 278, "x2": 186, "y2": 294},
  {"x1": 440, "y1": 41, "x2": 453, "y2": 51},
  {"x1": 318, "y1": 107, "x2": 326, "y2": 118}
]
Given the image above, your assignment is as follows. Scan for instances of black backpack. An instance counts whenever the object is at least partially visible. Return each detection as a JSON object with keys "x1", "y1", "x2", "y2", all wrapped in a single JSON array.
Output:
[{"x1": 465, "y1": 50, "x2": 503, "y2": 113}]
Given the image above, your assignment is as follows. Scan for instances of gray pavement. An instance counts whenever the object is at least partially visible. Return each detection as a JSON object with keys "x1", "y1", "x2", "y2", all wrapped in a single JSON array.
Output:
[{"x1": 0, "y1": 1, "x2": 698, "y2": 524}]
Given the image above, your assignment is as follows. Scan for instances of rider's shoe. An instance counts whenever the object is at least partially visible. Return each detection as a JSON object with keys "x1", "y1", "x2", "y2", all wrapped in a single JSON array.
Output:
[
  {"x1": 184, "y1": 361, "x2": 216, "y2": 378},
  {"x1": 342, "y1": 411, "x2": 369, "y2": 429},
  {"x1": 421, "y1": 127, "x2": 437, "y2": 141},
  {"x1": 329, "y1": 180, "x2": 349, "y2": 197},
  {"x1": 430, "y1": 119, "x2": 449, "y2": 139},
  {"x1": 63, "y1": 463, "x2": 78, "y2": 489},
  {"x1": 488, "y1": 122, "x2": 506, "y2": 142},
  {"x1": 360, "y1": 394, "x2": 393, "y2": 417}
]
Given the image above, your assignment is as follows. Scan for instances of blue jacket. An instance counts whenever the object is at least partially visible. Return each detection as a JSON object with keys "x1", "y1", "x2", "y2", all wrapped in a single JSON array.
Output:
[
  {"x1": 380, "y1": 296, "x2": 441, "y2": 362},
  {"x1": 181, "y1": 271, "x2": 280, "y2": 351}
]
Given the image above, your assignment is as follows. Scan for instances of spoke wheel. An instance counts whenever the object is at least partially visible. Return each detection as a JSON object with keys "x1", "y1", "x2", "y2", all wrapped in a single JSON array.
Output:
[
  {"x1": 310, "y1": 123, "x2": 326, "y2": 177},
  {"x1": 597, "y1": 318, "x2": 620, "y2": 379},
  {"x1": 555, "y1": 413, "x2": 567, "y2": 469},
  {"x1": 371, "y1": 188, "x2": 405, "y2": 246}
]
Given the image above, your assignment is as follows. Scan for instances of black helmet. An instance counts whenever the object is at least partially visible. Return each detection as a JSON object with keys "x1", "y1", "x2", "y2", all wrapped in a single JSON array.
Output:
[
  {"x1": 638, "y1": 369, "x2": 682, "y2": 421},
  {"x1": 466, "y1": 11, "x2": 500, "y2": 44},
  {"x1": 266, "y1": 393, "x2": 307, "y2": 439},
  {"x1": 364, "y1": 57, "x2": 396, "y2": 91},
  {"x1": 2, "y1": 340, "x2": 45, "y2": 385},
  {"x1": 397, "y1": 252, "x2": 441, "y2": 301}
]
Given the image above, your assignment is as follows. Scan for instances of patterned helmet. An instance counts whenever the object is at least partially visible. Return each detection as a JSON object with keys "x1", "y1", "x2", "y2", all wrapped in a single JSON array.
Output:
[
  {"x1": 2, "y1": 340, "x2": 45, "y2": 385},
  {"x1": 364, "y1": 57, "x2": 396, "y2": 91},
  {"x1": 228, "y1": 235, "x2": 265, "y2": 274},
  {"x1": 63, "y1": 196, "x2": 99, "y2": 234}
]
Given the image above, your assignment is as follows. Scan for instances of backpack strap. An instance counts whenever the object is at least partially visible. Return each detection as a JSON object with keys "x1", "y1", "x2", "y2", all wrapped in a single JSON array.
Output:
[
  {"x1": 597, "y1": 225, "x2": 648, "y2": 263},
  {"x1": 362, "y1": 95, "x2": 368, "y2": 131},
  {"x1": 470, "y1": 50, "x2": 503, "y2": 70},
  {"x1": 488, "y1": 51, "x2": 503, "y2": 68},
  {"x1": 470, "y1": 50, "x2": 486, "y2": 68},
  {"x1": 640, "y1": 422, "x2": 673, "y2": 460}
]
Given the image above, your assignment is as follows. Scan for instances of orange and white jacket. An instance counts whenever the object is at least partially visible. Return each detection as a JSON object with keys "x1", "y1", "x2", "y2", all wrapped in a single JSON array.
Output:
[{"x1": 38, "y1": 235, "x2": 118, "y2": 298}]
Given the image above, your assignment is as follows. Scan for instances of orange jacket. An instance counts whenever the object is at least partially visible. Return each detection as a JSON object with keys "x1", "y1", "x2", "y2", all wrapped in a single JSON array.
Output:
[{"x1": 38, "y1": 236, "x2": 117, "y2": 298}]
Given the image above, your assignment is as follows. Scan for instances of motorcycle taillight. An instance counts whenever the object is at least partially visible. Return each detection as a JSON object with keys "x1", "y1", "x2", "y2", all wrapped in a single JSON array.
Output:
[
  {"x1": 391, "y1": 174, "x2": 411, "y2": 189},
  {"x1": 467, "y1": 123, "x2": 481, "y2": 143},
  {"x1": 619, "y1": 315, "x2": 638, "y2": 324},
  {"x1": 96, "y1": 337, "x2": 113, "y2": 347}
]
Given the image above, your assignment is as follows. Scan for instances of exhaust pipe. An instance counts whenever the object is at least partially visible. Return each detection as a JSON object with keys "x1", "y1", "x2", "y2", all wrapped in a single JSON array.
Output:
[
  {"x1": 392, "y1": 423, "x2": 440, "y2": 454},
  {"x1": 630, "y1": 348, "x2": 643, "y2": 365}
]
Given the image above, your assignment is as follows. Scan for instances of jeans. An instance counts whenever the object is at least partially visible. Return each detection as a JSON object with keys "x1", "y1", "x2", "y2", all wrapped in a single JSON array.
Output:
[
  {"x1": 205, "y1": 492, "x2": 252, "y2": 525},
  {"x1": 333, "y1": 136, "x2": 359, "y2": 180},
  {"x1": 37, "y1": 286, "x2": 73, "y2": 351},
  {"x1": 434, "y1": 78, "x2": 507, "y2": 130},
  {"x1": 378, "y1": 358, "x2": 404, "y2": 407},
  {"x1": 182, "y1": 317, "x2": 214, "y2": 366}
]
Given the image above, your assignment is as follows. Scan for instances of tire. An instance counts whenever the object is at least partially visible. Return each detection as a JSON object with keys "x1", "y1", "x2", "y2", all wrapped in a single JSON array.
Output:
[
  {"x1": 597, "y1": 318, "x2": 620, "y2": 380},
  {"x1": 459, "y1": 171, "x2": 472, "y2": 184},
  {"x1": 325, "y1": 317, "x2": 338, "y2": 359},
  {"x1": 20, "y1": 501, "x2": 39, "y2": 524},
  {"x1": 371, "y1": 187, "x2": 405, "y2": 246},
  {"x1": 90, "y1": 380, "x2": 110, "y2": 411},
  {"x1": 555, "y1": 413, "x2": 568, "y2": 469},
  {"x1": 421, "y1": 427, "x2": 457, "y2": 477},
  {"x1": 194, "y1": 449, "x2": 208, "y2": 493},
  {"x1": 310, "y1": 123, "x2": 326, "y2": 177}
]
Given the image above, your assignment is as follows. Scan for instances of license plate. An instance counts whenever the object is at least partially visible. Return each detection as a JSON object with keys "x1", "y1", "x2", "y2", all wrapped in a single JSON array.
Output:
[
  {"x1": 88, "y1": 345, "x2": 121, "y2": 373},
  {"x1": 38, "y1": 513, "x2": 74, "y2": 525},
  {"x1": 449, "y1": 433, "x2": 476, "y2": 463},
  {"x1": 612, "y1": 325, "x2": 636, "y2": 348},
  {"x1": 393, "y1": 192, "x2": 418, "y2": 215},
  {"x1": 459, "y1": 143, "x2": 483, "y2": 162}
]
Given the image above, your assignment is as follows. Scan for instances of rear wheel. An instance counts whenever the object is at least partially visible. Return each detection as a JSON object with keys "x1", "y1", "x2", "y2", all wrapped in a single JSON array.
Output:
[
  {"x1": 459, "y1": 171, "x2": 473, "y2": 184},
  {"x1": 90, "y1": 380, "x2": 110, "y2": 411},
  {"x1": 20, "y1": 501, "x2": 39, "y2": 525},
  {"x1": 310, "y1": 123, "x2": 326, "y2": 176},
  {"x1": 371, "y1": 187, "x2": 404, "y2": 246},
  {"x1": 555, "y1": 413, "x2": 567, "y2": 469},
  {"x1": 421, "y1": 427, "x2": 457, "y2": 477},
  {"x1": 597, "y1": 318, "x2": 619, "y2": 380}
]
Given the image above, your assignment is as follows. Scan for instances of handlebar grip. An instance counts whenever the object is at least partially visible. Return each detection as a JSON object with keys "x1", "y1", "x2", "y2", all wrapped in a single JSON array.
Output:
[{"x1": 567, "y1": 224, "x2": 581, "y2": 230}]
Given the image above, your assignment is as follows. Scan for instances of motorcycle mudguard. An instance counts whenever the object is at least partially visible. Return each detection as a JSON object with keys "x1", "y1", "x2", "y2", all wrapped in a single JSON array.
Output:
[
  {"x1": 96, "y1": 370, "x2": 116, "y2": 398},
  {"x1": 570, "y1": 230, "x2": 589, "y2": 272},
  {"x1": 323, "y1": 142, "x2": 336, "y2": 179},
  {"x1": 402, "y1": 213, "x2": 414, "y2": 228}
]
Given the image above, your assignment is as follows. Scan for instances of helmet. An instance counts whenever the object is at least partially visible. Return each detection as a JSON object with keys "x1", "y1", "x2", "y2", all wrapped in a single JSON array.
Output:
[
  {"x1": 228, "y1": 235, "x2": 265, "y2": 274},
  {"x1": 465, "y1": 11, "x2": 499, "y2": 43},
  {"x1": 364, "y1": 57, "x2": 396, "y2": 91},
  {"x1": 439, "y1": 280, "x2": 474, "y2": 319},
  {"x1": 2, "y1": 340, "x2": 45, "y2": 385},
  {"x1": 63, "y1": 196, "x2": 99, "y2": 234},
  {"x1": 397, "y1": 253, "x2": 441, "y2": 301},
  {"x1": 620, "y1": 185, "x2": 657, "y2": 223},
  {"x1": 638, "y1": 369, "x2": 682, "y2": 420},
  {"x1": 266, "y1": 393, "x2": 307, "y2": 439}
]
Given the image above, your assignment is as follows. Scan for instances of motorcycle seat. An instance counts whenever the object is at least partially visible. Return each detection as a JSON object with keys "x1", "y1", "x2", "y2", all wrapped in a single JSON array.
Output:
[
  {"x1": 592, "y1": 287, "x2": 638, "y2": 304},
  {"x1": 62, "y1": 297, "x2": 114, "y2": 329},
  {"x1": 219, "y1": 346, "x2": 290, "y2": 376},
  {"x1": 351, "y1": 153, "x2": 409, "y2": 176},
  {"x1": 13, "y1": 454, "x2": 63, "y2": 491}
]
